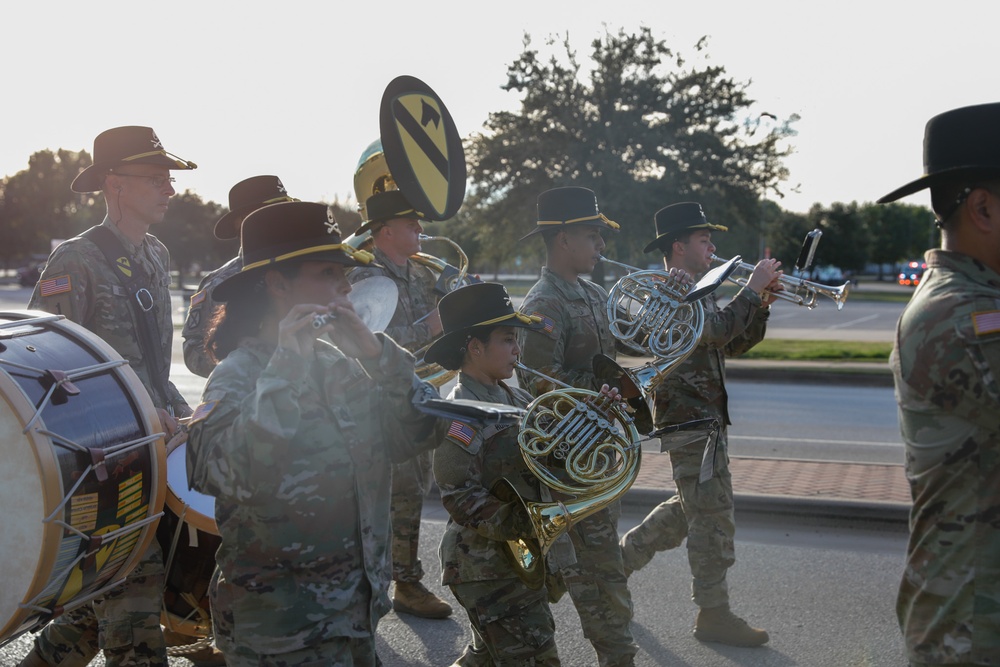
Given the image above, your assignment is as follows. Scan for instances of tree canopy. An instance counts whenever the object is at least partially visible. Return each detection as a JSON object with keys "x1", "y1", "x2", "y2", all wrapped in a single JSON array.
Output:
[{"x1": 457, "y1": 28, "x2": 798, "y2": 275}]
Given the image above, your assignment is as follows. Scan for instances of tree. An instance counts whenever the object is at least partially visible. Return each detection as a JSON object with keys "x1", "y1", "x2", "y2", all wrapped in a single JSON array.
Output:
[
  {"x1": 463, "y1": 27, "x2": 798, "y2": 278},
  {"x1": 0, "y1": 149, "x2": 102, "y2": 266},
  {"x1": 805, "y1": 202, "x2": 869, "y2": 272},
  {"x1": 862, "y1": 202, "x2": 936, "y2": 278}
]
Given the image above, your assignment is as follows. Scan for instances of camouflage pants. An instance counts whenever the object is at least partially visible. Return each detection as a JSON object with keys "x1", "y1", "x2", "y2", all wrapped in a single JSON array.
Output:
[
  {"x1": 217, "y1": 636, "x2": 379, "y2": 667},
  {"x1": 390, "y1": 449, "x2": 432, "y2": 582},
  {"x1": 620, "y1": 429, "x2": 735, "y2": 608},
  {"x1": 32, "y1": 542, "x2": 167, "y2": 667},
  {"x1": 211, "y1": 571, "x2": 380, "y2": 667},
  {"x1": 449, "y1": 577, "x2": 560, "y2": 666},
  {"x1": 562, "y1": 506, "x2": 637, "y2": 667}
]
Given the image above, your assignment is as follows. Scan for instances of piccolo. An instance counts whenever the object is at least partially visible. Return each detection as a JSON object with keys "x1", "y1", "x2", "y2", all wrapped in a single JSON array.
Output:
[{"x1": 311, "y1": 312, "x2": 337, "y2": 329}]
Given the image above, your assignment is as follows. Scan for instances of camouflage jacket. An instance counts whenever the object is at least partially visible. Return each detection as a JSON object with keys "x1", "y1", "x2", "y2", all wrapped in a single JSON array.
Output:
[
  {"x1": 28, "y1": 217, "x2": 188, "y2": 414},
  {"x1": 651, "y1": 286, "x2": 767, "y2": 427},
  {"x1": 185, "y1": 333, "x2": 438, "y2": 653},
  {"x1": 516, "y1": 268, "x2": 617, "y2": 395},
  {"x1": 433, "y1": 373, "x2": 544, "y2": 584},
  {"x1": 347, "y1": 247, "x2": 439, "y2": 353},
  {"x1": 891, "y1": 249, "x2": 1000, "y2": 665},
  {"x1": 182, "y1": 255, "x2": 241, "y2": 378}
]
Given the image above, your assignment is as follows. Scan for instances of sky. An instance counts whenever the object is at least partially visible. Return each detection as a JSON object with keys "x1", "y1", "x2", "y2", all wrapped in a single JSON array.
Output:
[{"x1": 3, "y1": 1, "x2": 999, "y2": 218}]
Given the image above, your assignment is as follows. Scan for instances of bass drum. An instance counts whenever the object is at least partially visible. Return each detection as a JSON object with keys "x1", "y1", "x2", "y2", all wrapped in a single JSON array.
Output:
[
  {"x1": 158, "y1": 436, "x2": 220, "y2": 638},
  {"x1": 0, "y1": 311, "x2": 166, "y2": 644}
]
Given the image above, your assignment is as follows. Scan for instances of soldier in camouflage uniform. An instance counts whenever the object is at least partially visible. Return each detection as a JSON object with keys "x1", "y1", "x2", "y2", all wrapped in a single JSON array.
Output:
[
  {"x1": 516, "y1": 186, "x2": 638, "y2": 667},
  {"x1": 346, "y1": 189, "x2": 453, "y2": 619},
  {"x1": 619, "y1": 202, "x2": 780, "y2": 648},
  {"x1": 19, "y1": 126, "x2": 204, "y2": 667},
  {"x1": 182, "y1": 175, "x2": 296, "y2": 378},
  {"x1": 425, "y1": 282, "x2": 561, "y2": 665},
  {"x1": 878, "y1": 102, "x2": 1000, "y2": 667},
  {"x1": 185, "y1": 201, "x2": 440, "y2": 667}
]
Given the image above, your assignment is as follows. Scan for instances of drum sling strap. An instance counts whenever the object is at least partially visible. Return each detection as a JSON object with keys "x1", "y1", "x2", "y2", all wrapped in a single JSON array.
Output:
[{"x1": 82, "y1": 226, "x2": 173, "y2": 412}]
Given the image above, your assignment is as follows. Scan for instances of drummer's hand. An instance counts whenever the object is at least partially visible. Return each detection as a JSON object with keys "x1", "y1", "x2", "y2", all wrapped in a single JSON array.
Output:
[
  {"x1": 315, "y1": 296, "x2": 382, "y2": 361},
  {"x1": 156, "y1": 408, "x2": 179, "y2": 438}
]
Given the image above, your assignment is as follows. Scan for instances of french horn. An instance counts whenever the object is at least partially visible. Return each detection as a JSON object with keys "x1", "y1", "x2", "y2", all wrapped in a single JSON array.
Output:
[
  {"x1": 495, "y1": 361, "x2": 643, "y2": 589},
  {"x1": 599, "y1": 254, "x2": 739, "y2": 396}
]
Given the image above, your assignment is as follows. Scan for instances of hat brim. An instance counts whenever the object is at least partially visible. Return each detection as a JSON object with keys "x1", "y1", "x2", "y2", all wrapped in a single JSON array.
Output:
[
  {"x1": 214, "y1": 204, "x2": 257, "y2": 240},
  {"x1": 519, "y1": 219, "x2": 621, "y2": 243},
  {"x1": 876, "y1": 166, "x2": 1000, "y2": 204},
  {"x1": 212, "y1": 249, "x2": 367, "y2": 303},
  {"x1": 423, "y1": 315, "x2": 543, "y2": 370},
  {"x1": 642, "y1": 223, "x2": 728, "y2": 254},
  {"x1": 71, "y1": 154, "x2": 195, "y2": 193}
]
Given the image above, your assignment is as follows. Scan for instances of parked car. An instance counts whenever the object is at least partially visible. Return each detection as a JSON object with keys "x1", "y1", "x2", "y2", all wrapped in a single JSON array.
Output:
[
  {"x1": 810, "y1": 265, "x2": 845, "y2": 286},
  {"x1": 898, "y1": 260, "x2": 927, "y2": 287}
]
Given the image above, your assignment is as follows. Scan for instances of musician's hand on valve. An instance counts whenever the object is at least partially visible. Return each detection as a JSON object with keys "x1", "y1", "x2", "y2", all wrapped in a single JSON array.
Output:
[
  {"x1": 746, "y1": 258, "x2": 782, "y2": 298},
  {"x1": 425, "y1": 308, "x2": 444, "y2": 337},
  {"x1": 762, "y1": 273, "x2": 785, "y2": 306},
  {"x1": 598, "y1": 383, "x2": 623, "y2": 403},
  {"x1": 666, "y1": 267, "x2": 694, "y2": 286}
]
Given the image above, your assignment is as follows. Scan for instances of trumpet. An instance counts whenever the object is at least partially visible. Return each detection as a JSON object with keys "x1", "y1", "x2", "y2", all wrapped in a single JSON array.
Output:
[
  {"x1": 709, "y1": 254, "x2": 850, "y2": 310},
  {"x1": 497, "y1": 361, "x2": 642, "y2": 589}
]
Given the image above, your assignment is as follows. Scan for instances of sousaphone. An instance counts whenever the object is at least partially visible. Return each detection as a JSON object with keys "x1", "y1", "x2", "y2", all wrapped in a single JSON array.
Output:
[{"x1": 347, "y1": 76, "x2": 477, "y2": 386}]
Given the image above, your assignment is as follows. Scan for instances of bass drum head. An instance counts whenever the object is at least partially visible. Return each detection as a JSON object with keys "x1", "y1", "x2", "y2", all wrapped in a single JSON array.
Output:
[
  {"x1": 0, "y1": 311, "x2": 165, "y2": 644},
  {"x1": 158, "y1": 436, "x2": 220, "y2": 638}
]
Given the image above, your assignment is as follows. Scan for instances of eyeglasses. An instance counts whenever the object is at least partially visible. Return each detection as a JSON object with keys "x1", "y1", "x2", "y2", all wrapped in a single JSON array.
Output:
[{"x1": 110, "y1": 173, "x2": 176, "y2": 188}]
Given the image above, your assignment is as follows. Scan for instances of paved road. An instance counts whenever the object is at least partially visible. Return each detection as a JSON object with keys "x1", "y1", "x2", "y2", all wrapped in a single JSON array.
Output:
[{"x1": 0, "y1": 505, "x2": 910, "y2": 667}]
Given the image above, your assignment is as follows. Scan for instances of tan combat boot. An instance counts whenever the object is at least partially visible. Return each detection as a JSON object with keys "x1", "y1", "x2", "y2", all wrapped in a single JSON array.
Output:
[
  {"x1": 693, "y1": 604, "x2": 769, "y2": 647},
  {"x1": 392, "y1": 581, "x2": 453, "y2": 619}
]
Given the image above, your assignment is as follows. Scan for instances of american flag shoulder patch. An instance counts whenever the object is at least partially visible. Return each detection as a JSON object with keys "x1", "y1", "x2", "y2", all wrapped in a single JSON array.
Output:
[
  {"x1": 189, "y1": 400, "x2": 219, "y2": 425},
  {"x1": 972, "y1": 310, "x2": 1000, "y2": 335},
  {"x1": 446, "y1": 420, "x2": 477, "y2": 449},
  {"x1": 39, "y1": 274, "x2": 72, "y2": 297},
  {"x1": 190, "y1": 290, "x2": 207, "y2": 306},
  {"x1": 533, "y1": 312, "x2": 555, "y2": 334}
]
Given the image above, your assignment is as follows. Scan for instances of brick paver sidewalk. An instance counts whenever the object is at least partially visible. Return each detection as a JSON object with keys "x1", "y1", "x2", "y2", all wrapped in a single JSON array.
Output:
[{"x1": 632, "y1": 454, "x2": 911, "y2": 505}]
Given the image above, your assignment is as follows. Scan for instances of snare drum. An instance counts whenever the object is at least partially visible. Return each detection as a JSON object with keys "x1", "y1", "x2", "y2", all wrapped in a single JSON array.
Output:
[
  {"x1": 157, "y1": 436, "x2": 220, "y2": 638},
  {"x1": 0, "y1": 311, "x2": 166, "y2": 644}
]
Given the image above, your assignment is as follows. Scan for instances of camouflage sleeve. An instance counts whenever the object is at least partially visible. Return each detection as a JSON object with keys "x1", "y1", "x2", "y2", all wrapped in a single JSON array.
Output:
[
  {"x1": 700, "y1": 287, "x2": 765, "y2": 352},
  {"x1": 517, "y1": 298, "x2": 597, "y2": 396},
  {"x1": 433, "y1": 442, "x2": 532, "y2": 542},
  {"x1": 27, "y1": 242, "x2": 95, "y2": 323},
  {"x1": 186, "y1": 346, "x2": 310, "y2": 499},
  {"x1": 357, "y1": 333, "x2": 440, "y2": 461}
]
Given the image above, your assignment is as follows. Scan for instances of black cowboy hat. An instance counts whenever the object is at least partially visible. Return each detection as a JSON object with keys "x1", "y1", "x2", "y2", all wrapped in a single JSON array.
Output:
[
  {"x1": 71, "y1": 126, "x2": 196, "y2": 193},
  {"x1": 423, "y1": 282, "x2": 543, "y2": 371},
  {"x1": 877, "y1": 102, "x2": 1000, "y2": 204},
  {"x1": 213, "y1": 201, "x2": 373, "y2": 302},
  {"x1": 214, "y1": 176, "x2": 298, "y2": 240},
  {"x1": 643, "y1": 202, "x2": 728, "y2": 254},
  {"x1": 519, "y1": 186, "x2": 621, "y2": 242},
  {"x1": 354, "y1": 190, "x2": 434, "y2": 236}
]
